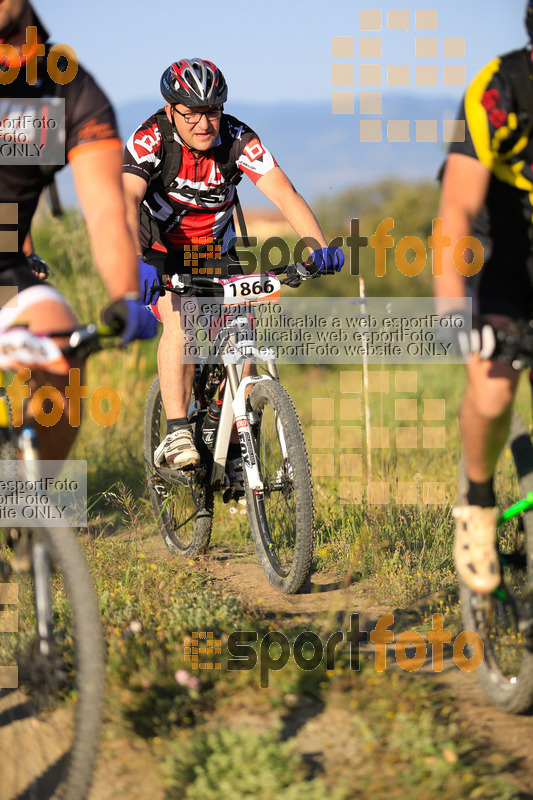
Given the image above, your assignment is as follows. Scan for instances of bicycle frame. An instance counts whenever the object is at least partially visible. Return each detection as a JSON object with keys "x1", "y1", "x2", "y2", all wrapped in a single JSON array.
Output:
[
  {"x1": 199, "y1": 314, "x2": 281, "y2": 492},
  {"x1": 150, "y1": 262, "x2": 322, "y2": 499}
]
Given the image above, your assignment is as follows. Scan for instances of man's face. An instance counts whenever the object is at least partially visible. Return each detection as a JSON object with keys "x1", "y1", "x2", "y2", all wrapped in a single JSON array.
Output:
[
  {"x1": 166, "y1": 103, "x2": 222, "y2": 152},
  {"x1": 0, "y1": 0, "x2": 29, "y2": 39}
]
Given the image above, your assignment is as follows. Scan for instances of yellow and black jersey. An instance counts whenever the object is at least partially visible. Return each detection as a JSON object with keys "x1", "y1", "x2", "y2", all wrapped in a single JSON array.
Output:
[
  {"x1": 443, "y1": 48, "x2": 533, "y2": 317},
  {"x1": 449, "y1": 47, "x2": 533, "y2": 257}
]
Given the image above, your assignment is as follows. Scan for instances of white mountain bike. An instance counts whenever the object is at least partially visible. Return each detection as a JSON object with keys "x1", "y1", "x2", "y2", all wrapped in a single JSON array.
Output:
[{"x1": 144, "y1": 262, "x2": 330, "y2": 593}]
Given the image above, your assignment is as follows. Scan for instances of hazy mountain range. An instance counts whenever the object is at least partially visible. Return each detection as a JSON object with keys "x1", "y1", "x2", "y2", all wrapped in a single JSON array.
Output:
[{"x1": 54, "y1": 92, "x2": 461, "y2": 210}]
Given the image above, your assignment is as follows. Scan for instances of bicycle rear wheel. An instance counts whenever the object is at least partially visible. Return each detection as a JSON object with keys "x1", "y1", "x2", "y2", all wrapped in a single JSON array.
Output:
[
  {"x1": 0, "y1": 526, "x2": 104, "y2": 799},
  {"x1": 244, "y1": 380, "x2": 314, "y2": 594},
  {"x1": 144, "y1": 376, "x2": 213, "y2": 557},
  {"x1": 458, "y1": 413, "x2": 533, "y2": 713}
]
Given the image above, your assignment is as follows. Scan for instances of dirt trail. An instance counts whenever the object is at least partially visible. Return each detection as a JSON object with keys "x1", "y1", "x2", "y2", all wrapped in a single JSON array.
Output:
[
  {"x1": 167, "y1": 543, "x2": 533, "y2": 799},
  {"x1": 11, "y1": 536, "x2": 532, "y2": 799},
  {"x1": 89, "y1": 734, "x2": 166, "y2": 800}
]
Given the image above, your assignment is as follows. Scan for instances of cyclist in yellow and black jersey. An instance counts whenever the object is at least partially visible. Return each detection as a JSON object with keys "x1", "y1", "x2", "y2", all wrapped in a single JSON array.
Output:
[
  {"x1": 447, "y1": 44, "x2": 533, "y2": 317},
  {"x1": 435, "y1": 2, "x2": 533, "y2": 594}
]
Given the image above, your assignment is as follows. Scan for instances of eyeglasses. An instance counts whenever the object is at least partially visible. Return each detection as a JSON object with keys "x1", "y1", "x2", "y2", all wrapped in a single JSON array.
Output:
[{"x1": 172, "y1": 106, "x2": 223, "y2": 125}]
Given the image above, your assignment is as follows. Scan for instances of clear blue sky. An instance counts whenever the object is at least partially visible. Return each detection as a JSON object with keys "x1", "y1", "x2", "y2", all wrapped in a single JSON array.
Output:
[{"x1": 39, "y1": 0, "x2": 526, "y2": 108}]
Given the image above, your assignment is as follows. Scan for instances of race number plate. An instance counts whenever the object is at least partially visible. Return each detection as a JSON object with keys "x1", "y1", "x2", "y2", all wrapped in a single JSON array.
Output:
[{"x1": 221, "y1": 273, "x2": 281, "y2": 305}]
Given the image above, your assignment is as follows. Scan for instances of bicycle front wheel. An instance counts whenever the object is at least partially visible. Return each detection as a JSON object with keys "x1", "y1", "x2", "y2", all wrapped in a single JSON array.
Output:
[
  {"x1": 244, "y1": 380, "x2": 314, "y2": 594},
  {"x1": 144, "y1": 376, "x2": 213, "y2": 557},
  {"x1": 459, "y1": 413, "x2": 533, "y2": 713},
  {"x1": 0, "y1": 526, "x2": 104, "y2": 799}
]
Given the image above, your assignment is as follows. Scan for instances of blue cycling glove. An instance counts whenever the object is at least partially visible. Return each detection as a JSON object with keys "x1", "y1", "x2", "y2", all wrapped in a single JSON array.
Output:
[
  {"x1": 138, "y1": 257, "x2": 162, "y2": 305},
  {"x1": 102, "y1": 297, "x2": 158, "y2": 344},
  {"x1": 309, "y1": 247, "x2": 345, "y2": 273}
]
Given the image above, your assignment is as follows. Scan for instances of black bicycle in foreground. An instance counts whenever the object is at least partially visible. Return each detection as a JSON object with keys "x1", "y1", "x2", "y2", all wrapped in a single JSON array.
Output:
[
  {"x1": 0, "y1": 324, "x2": 116, "y2": 800},
  {"x1": 458, "y1": 319, "x2": 533, "y2": 713}
]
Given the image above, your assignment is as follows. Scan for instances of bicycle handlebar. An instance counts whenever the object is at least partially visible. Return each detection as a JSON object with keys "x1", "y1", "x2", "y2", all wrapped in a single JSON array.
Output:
[
  {"x1": 489, "y1": 319, "x2": 533, "y2": 369},
  {"x1": 145, "y1": 261, "x2": 325, "y2": 304},
  {"x1": 61, "y1": 324, "x2": 118, "y2": 359},
  {"x1": 0, "y1": 324, "x2": 120, "y2": 373}
]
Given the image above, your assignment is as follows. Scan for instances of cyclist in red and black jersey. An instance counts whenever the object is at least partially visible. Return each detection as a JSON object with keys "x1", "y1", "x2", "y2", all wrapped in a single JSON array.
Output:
[
  {"x1": 0, "y1": 1, "x2": 156, "y2": 459},
  {"x1": 435, "y1": 2, "x2": 533, "y2": 593},
  {"x1": 123, "y1": 58, "x2": 344, "y2": 474}
]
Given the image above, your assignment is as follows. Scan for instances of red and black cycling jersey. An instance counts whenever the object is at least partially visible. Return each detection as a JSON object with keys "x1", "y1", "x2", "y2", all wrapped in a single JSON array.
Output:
[
  {"x1": 123, "y1": 112, "x2": 278, "y2": 255},
  {"x1": 447, "y1": 48, "x2": 533, "y2": 262},
  {"x1": 0, "y1": 11, "x2": 121, "y2": 272}
]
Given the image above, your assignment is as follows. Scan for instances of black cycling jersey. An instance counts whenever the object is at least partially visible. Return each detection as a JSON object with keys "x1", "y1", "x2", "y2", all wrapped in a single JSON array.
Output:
[{"x1": 0, "y1": 11, "x2": 121, "y2": 274}]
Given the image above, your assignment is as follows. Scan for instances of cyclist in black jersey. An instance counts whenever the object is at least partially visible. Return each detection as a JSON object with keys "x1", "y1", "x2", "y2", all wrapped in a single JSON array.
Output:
[
  {"x1": 0, "y1": 1, "x2": 156, "y2": 459},
  {"x1": 123, "y1": 58, "x2": 344, "y2": 473},
  {"x1": 434, "y1": 2, "x2": 533, "y2": 593}
]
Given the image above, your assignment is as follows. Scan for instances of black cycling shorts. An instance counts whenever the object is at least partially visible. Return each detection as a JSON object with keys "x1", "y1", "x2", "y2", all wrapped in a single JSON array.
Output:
[{"x1": 466, "y1": 243, "x2": 533, "y2": 320}]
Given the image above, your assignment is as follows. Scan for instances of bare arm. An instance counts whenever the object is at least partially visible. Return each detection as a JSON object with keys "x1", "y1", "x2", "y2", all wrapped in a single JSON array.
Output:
[
  {"x1": 70, "y1": 146, "x2": 138, "y2": 300},
  {"x1": 22, "y1": 231, "x2": 33, "y2": 257},
  {"x1": 434, "y1": 153, "x2": 491, "y2": 313},
  {"x1": 122, "y1": 172, "x2": 149, "y2": 257},
  {"x1": 255, "y1": 167, "x2": 327, "y2": 253}
]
